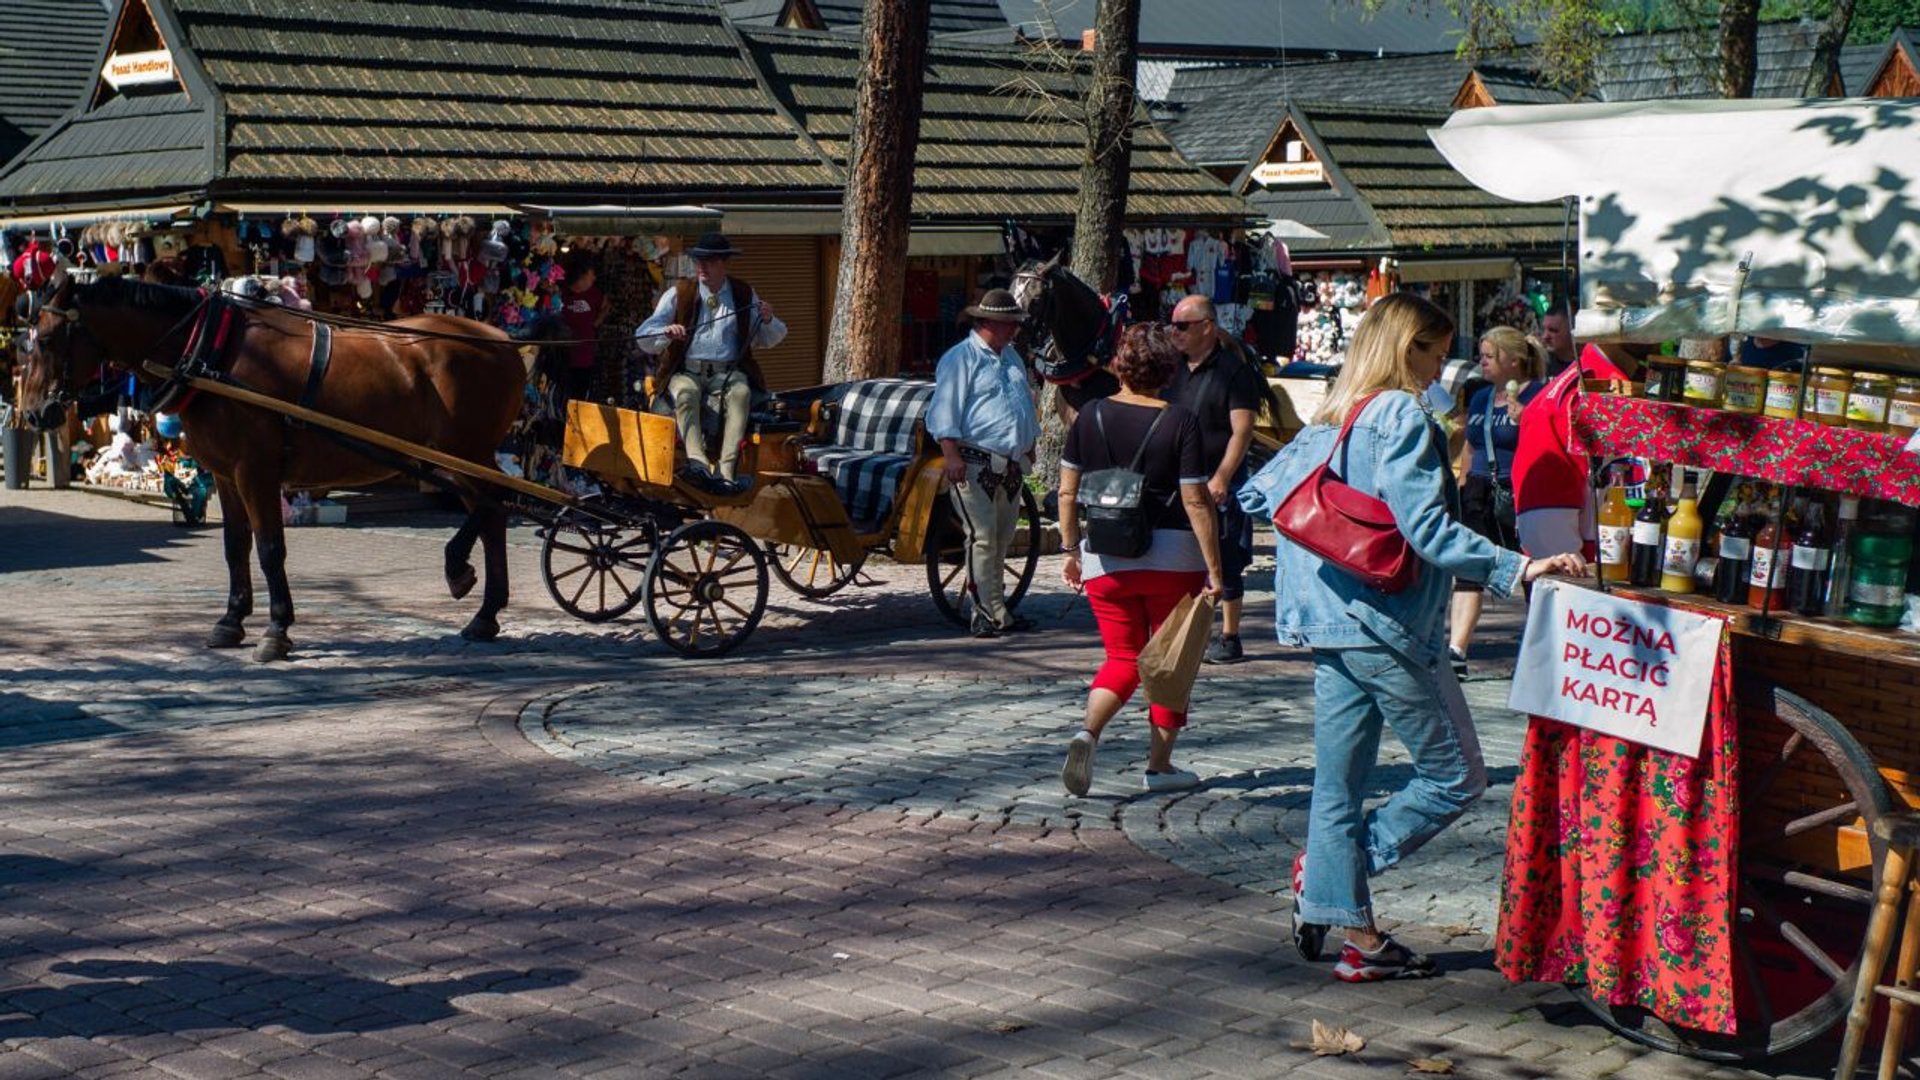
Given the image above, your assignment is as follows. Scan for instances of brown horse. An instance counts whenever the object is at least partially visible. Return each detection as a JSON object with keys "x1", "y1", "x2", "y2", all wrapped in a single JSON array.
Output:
[{"x1": 15, "y1": 272, "x2": 529, "y2": 661}]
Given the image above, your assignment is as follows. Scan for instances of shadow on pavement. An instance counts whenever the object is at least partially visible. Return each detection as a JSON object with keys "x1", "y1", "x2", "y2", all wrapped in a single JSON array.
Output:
[
  {"x1": 0, "y1": 959, "x2": 578, "y2": 1039},
  {"x1": 0, "y1": 508, "x2": 203, "y2": 572}
]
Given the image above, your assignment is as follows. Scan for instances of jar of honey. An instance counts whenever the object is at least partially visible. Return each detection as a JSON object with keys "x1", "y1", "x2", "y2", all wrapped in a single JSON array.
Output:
[
  {"x1": 1723, "y1": 366, "x2": 1766, "y2": 414},
  {"x1": 1644, "y1": 357, "x2": 1687, "y2": 402},
  {"x1": 1763, "y1": 369, "x2": 1804, "y2": 419},
  {"x1": 1889, "y1": 378, "x2": 1920, "y2": 438},
  {"x1": 1804, "y1": 367, "x2": 1852, "y2": 425},
  {"x1": 1683, "y1": 361, "x2": 1725, "y2": 406},
  {"x1": 1846, "y1": 372, "x2": 1894, "y2": 432}
]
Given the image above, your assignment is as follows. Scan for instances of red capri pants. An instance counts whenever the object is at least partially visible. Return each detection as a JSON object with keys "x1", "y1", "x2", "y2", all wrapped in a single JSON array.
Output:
[{"x1": 1084, "y1": 569, "x2": 1208, "y2": 729}]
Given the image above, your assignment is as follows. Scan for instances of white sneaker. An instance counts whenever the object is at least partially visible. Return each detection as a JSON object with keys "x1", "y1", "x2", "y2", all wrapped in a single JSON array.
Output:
[
  {"x1": 1061, "y1": 731, "x2": 1097, "y2": 796},
  {"x1": 1142, "y1": 767, "x2": 1200, "y2": 792}
]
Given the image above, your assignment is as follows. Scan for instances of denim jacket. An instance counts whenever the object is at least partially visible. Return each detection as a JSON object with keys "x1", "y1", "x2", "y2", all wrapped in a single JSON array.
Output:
[{"x1": 1239, "y1": 390, "x2": 1526, "y2": 665}]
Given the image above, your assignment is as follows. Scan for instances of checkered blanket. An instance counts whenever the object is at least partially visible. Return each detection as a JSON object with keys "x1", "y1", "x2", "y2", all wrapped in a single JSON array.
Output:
[{"x1": 800, "y1": 379, "x2": 935, "y2": 529}]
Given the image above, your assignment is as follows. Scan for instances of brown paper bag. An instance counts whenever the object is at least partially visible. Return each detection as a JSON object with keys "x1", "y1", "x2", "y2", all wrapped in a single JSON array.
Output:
[{"x1": 1139, "y1": 592, "x2": 1217, "y2": 710}]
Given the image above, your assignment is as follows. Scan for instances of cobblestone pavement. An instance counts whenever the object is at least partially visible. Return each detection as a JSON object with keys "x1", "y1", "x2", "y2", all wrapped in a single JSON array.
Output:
[{"x1": 0, "y1": 487, "x2": 1862, "y2": 1078}]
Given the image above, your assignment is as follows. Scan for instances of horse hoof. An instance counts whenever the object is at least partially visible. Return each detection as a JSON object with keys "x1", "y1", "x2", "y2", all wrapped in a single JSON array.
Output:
[
  {"x1": 254, "y1": 636, "x2": 291, "y2": 663},
  {"x1": 206, "y1": 623, "x2": 246, "y2": 649},
  {"x1": 460, "y1": 617, "x2": 499, "y2": 643},
  {"x1": 448, "y1": 565, "x2": 478, "y2": 601}
]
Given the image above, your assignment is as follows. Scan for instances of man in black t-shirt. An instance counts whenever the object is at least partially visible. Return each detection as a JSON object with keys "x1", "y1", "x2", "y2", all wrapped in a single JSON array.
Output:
[{"x1": 1166, "y1": 295, "x2": 1270, "y2": 664}]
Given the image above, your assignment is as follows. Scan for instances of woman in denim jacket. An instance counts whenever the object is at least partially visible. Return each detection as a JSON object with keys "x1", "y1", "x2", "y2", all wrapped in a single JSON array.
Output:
[{"x1": 1240, "y1": 294, "x2": 1583, "y2": 982}]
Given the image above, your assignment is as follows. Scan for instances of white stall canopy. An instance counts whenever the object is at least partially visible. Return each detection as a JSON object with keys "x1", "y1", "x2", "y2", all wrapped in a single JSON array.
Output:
[{"x1": 1430, "y1": 99, "x2": 1920, "y2": 347}]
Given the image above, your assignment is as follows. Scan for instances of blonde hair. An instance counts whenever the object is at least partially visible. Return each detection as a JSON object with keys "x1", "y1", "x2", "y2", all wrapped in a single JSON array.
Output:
[
  {"x1": 1312, "y1": 293, "x2": 1456, "y2": 426},
  {"x1": 1480, "y1": 325, "x2": 1549, "y2": 382}
]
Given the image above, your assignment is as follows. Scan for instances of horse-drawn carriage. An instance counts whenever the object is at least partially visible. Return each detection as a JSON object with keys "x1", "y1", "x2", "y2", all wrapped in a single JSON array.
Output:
[
  {"x1": 10, "y1": 270, "x2": 1041, "y2": 660},
  {"x1": 537, "y1": 378, "x2": 1042, "y2": 657}
]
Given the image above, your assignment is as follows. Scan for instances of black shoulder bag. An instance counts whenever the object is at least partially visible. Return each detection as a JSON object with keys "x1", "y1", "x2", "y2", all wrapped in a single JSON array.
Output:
[
  {"x1": 1481, "y1": 393, "x2": 1518, "y2": 542},
  {"x1": 1078, "y1": 400, "x2": 1170, "y2": 558}
]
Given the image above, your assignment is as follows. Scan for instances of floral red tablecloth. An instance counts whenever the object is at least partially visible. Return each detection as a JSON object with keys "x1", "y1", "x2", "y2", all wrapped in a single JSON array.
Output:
[
  {"x1": 1570, "y1": 393, "x2": 1920, "y2": 508},
  {"x1": 1495, "y1": 634, "x2": 1741, "y2": 1034}
]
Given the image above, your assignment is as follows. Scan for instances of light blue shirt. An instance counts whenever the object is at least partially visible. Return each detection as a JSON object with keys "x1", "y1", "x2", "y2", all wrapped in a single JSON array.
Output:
[
  {"x1": 634, "y1": 279, "x2": 788, "y2": 363},
  {"x1": 926, "y1": 331, "x2": 1040, "y2": 459},
  {"x1": 1239, "y1": 390, "x2": 1526, "y2": 666}
]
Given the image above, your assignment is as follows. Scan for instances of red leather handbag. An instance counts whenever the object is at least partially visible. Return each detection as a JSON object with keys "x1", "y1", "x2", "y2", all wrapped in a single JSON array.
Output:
[{"x1": 1272, "y1": 391, "x2": 1418, "y2": 593}]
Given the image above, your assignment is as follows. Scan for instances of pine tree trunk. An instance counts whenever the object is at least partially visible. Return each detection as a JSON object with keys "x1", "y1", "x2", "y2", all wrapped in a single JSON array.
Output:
[
  {"x1": 1802, "y1": 0, "x2": 1858, "y2": 95},
  {"x1": 1066, "y1": 0, "x2": 1142, "y2": 294},
  {"x1": 822, "y1": 0, "x2": 931, "y2": 383},
  {"x1": 1717, "y1": 0, "x2": 1761, "y2": 98},
  {"x1": 1036, "y1": 0, "x2": 1141, "y2": 489}
]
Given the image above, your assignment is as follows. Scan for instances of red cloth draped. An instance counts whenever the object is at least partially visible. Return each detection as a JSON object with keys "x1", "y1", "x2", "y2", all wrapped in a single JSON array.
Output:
[{"x1": 1495, "y1": 633, "x2": 1740, "y2": 1035}]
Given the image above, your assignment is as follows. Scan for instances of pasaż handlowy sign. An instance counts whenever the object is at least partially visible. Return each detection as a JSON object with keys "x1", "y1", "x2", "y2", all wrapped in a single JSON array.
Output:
[{"x1": 1507, "y1": 580, "x2": 1724, "y2": 759}]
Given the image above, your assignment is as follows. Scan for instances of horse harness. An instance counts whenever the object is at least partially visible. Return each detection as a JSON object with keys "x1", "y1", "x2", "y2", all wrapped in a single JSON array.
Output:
[{"x1": 1017, "y1": 266, "x2": 1127, "y2": 387}]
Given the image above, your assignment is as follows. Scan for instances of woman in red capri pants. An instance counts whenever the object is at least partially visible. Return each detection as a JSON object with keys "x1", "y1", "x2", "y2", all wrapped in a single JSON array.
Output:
[{"x1": 1057, "y1": 325, "x2": 1224, "y2": 796}]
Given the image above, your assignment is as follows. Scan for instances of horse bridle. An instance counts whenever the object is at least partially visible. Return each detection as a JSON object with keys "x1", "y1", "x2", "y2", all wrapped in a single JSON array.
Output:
[{"x1": 1011, "y1": 265, "x2": 1056, "y2": 360}]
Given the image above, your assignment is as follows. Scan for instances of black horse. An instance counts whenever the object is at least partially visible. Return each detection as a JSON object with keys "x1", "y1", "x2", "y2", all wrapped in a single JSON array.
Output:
[{"x1": 1011, "y1": 253, "x2": 1121, "y2": 418}]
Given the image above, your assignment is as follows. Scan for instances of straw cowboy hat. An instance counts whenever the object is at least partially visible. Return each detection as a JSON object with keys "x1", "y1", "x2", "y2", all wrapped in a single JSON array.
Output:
[
  {"x1": 964, "y1": 288, "x2": 1026, "y2": 324},
  {"x1": 687, "y1": 232, "x2": 741, "y2": 259}
]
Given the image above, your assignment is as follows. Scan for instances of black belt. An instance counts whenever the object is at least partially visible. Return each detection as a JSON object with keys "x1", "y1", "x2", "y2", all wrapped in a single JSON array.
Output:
[{"x1": 957, "y1": 446, "x2": 1021, "y2": 471}]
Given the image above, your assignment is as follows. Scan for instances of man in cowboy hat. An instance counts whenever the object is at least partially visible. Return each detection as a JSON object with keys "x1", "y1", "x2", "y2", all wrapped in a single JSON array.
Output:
[
  {"x1": 634, "y1": 232, "x2": 786, "y2": 486},
  {"x1": 927, "y1": 288, "x2": 1041, "y2": 638}
]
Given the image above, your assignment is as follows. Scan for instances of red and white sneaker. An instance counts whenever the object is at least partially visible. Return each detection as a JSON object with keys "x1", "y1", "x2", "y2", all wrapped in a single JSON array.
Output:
[
  {"x1": 1290, "y1": 851, "x2": 1326, "y2": 962},
  {"x1": 1333, "y1": 936, "x2": 1437, "y2": 982}
]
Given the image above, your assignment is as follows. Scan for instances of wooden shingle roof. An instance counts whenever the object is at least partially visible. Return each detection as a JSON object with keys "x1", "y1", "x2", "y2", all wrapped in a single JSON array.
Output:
[
  {"x1": 1159, "y1": 54, "x2": 1479, "y2": 169},
  {"x1": 740, "y1": 25, "x2": 1253, "y2": 225},
  {"x1": 0, "y1": 0, "x2": 113, "y2": 169},
  {"x1": 1244, "y1": 102, "x2": 1563, "y2": 255},
  {"x1": 1, "y1": 0, "x2": 843, "y2": 207}
]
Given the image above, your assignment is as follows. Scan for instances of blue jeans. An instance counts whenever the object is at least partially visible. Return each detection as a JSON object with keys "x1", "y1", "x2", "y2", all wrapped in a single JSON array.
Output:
[{"x1": 1299, "y1": 644, "x2": 1487, "y2": 929}]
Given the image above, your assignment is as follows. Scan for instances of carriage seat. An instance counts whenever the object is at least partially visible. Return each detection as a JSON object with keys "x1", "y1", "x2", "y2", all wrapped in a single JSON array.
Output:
[{"x1": 798, "y1": 378, "x2": 934, "y2": 529}]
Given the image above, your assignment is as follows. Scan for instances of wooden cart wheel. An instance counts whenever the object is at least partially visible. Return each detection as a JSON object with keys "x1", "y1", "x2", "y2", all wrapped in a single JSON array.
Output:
[
  {"x1": 642, "y1": 519, "x2": 769, "y2": 658},
  {"x1": 765, "y1": 542, "x2": 867, "y2": 600},
  {"x1": 539, "y1": 500, "x2": 657, "y2": 623},
  {"x1": 1575, "y1": 684, "x2": 1894, "y2": 1060},
  {"x1": 925, "y1": 484, "x2": 1041, "y2": 628}
]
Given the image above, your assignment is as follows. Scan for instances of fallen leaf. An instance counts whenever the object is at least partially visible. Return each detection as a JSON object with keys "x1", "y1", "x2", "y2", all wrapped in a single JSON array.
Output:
[
  {"x1": 987, "y1": 1020, "x2": 1027, "y2": 1034},
  {"x1": 1408, "y1": 1058, "x2": 1456, "y2": 1074},
  {"x1": 1290, "y1": 1018, "x2": 1366, "y2": 1057},
  {"x1": 1438, "y1": 924, "x2": 1482, "y2": 939}
]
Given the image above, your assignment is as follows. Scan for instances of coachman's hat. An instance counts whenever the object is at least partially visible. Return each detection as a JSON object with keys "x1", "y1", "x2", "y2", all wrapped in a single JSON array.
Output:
[
  {"x1": 964, "y1": 288, "x2": 1025, "y2": 324},
  {"x1": 687, "y1": 232, "x2": 740, "y2": 258}
]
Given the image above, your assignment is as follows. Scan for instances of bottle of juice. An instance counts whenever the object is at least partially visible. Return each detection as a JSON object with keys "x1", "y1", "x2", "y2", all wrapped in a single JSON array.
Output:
[
  {"x1": 1598, "y1": 466, "x2": 1633, "y2": 583},
  {"x1": 1712, "y1": 502, "x2": 1755, "y2": 604},
  {"x1": 1661, "y1": 472, "x2": 1703, "y2": 593},
  {"x1": 1786, "y1": 502, "x2": 1832, "y2": 616},
  {"x1": 1749, "y1": 511, "x2": 1788, "y2": 610},
  {"x1": 1781, "y1": 499, "x2": 1827, "y2": 611},
  {"x1": 1823, "y1": 496, "x2": 1861, "y2": 617},
  {"x1": 1629, "y1": 490, "x2": 1667, "y2": 587}
]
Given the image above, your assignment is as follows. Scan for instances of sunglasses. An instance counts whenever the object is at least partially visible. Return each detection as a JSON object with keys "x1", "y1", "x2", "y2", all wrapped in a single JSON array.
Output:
[{"x1": 1167, "y1": 319, "x2": 1211, "y2": 331}]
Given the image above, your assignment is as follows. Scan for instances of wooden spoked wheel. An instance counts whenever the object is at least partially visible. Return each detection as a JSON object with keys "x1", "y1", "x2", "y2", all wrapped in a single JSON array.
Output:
[
  {"x1": 765, "y1": 542, "x2": 867, "y2": 600},
  {"x1": 642, "y1": 519, "x2": 769, "y2": 658},
  {"x1": 539, "y1": 500, "x2": 657, "y2": 623},
  {"x1": 1576, "y1": 684, "x2": 1893, "y2": 1060},
  {"x1": 925, "y1": 485, "x2": 1041, "y2": 628}
]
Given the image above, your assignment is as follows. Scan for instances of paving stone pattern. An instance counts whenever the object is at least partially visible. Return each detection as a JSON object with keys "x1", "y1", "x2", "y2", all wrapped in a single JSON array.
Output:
[
  {"x1": 525, "y1": 675, "x2": 1525, "y2": 934},
  {"x1": 0, "y1": 488, "x2": 1863, "y2": 1078}
]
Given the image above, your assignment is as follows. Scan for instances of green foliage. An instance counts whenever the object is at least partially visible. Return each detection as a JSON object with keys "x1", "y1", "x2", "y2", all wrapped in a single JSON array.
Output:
[{"x1": 1359, "y1": 0, "x2": 1913, "y2": 93}]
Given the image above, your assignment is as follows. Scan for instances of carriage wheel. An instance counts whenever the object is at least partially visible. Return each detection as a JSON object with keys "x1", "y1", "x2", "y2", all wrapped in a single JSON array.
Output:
[
  {"x1": 539, "y1": 499, "x2": 657, "y2": 623},
  {"x1": 642, "y1": 519, "x2": 769, "y2": 658},
  {"x1": 926, "y1": 485, "x2": 1041, "y2": 628},
  {"x1": 1575, "y1": 684, "x2": 1893, "y2": 1060},
  {"x1": 765, "y1": 542, "x2": 867, "y2": 600}
]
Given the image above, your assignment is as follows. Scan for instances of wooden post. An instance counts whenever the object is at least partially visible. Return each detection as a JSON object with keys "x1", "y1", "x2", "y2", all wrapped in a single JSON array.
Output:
[{"x1": 821, "y1": 0, "x2": 931, "y2": 383}]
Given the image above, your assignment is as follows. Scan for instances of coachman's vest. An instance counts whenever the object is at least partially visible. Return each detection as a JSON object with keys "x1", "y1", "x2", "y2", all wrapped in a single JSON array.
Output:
[{"x1": 657, "y1": 277, "x2": 767, "y2": 392}]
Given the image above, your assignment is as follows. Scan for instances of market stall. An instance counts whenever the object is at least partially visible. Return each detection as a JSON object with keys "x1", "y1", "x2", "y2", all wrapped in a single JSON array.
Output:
[{"x1": 1433, "y1": 98, "x2": 1920, "y2": 1060}]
